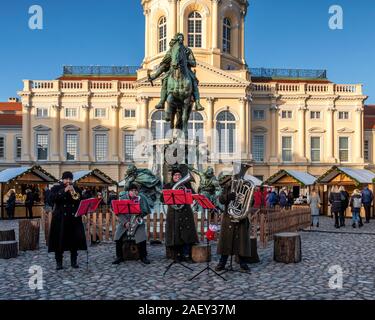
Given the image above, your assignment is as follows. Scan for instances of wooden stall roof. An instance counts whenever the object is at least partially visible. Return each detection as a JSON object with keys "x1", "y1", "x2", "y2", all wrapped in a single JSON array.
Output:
[
  {"x1": 317, "y1": 166, "x2": 375, "y2": 186},
  {"x1": 264, "y1": 169, "x2": 317, "y2": 187},
  {"x1": 0, "y1": 166, "x2": 57, "y2": 184},
  {"x1": 73, "y1": 169, "x2": 117, "y2": 186}
]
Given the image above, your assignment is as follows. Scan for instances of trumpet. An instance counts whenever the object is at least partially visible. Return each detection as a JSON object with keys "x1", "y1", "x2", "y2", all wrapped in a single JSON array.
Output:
[{"x1": 67, "y1": 183, "x2": 80, "y2": 201}]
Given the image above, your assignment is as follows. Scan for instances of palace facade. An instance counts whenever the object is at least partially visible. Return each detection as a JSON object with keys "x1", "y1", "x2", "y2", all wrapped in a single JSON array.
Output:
[{"x1": 13, "y1": 0, "x2": 368, "y2": 181}]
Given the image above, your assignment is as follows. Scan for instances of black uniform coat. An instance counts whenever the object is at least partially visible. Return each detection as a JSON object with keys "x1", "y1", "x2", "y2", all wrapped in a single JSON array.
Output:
[
  {"x1": 48, "y1": 183, "x2": 87, "y2": 253},
  {"x1": 217, "y1": 183, "x2": 252, "y2": 257},
  {"x1": 163, "y1": 182, "x2": 199, "y2": 247}
]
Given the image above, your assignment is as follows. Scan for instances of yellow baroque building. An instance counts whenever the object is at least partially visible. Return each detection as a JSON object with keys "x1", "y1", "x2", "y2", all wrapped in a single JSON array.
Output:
[{"x1": 17, "y1": 0, "x2": 368, "y2": 182}]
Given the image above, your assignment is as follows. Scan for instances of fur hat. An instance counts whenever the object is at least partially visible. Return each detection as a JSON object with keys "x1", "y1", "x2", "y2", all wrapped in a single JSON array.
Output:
[{"x1": 62, "y1": 171, "x2": 74, "y2": 180}]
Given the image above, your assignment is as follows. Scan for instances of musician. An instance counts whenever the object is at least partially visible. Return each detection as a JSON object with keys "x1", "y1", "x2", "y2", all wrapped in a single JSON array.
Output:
[
  {"x1": 112, "y1": 183, "x2": 151, "y2": 265},
  {"x1": 48, "y1": 172, "x2": 87, "y2": 270},
  {"x1": 215, "y1": 172, "x2": 251, "y2": 272},
  {"x1": 164, "y1": 168, "x2": 199, "y2": 262}
]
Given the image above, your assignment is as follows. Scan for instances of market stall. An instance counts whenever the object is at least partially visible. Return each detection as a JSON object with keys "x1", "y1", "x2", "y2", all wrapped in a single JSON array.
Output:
[
  {"x1": 0, "y1": 166, "x2": 57, "y2": 219},
  {"x1": 263, "y1": 169, "x2": 318, "y2": 205},
  {"x1": 316, "y1": 166, "x2": 375, "y2": 217}
]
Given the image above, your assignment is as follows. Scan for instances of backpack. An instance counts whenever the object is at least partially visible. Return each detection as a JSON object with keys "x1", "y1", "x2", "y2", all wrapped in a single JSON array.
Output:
[{"x1": 352, "y1": 197, "x2": 362, "y2": 209}]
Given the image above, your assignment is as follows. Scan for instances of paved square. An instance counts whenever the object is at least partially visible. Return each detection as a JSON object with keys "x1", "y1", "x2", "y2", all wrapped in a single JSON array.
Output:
[{"x1": 1, "y1": 217, "x2": 374, "y2": 300}]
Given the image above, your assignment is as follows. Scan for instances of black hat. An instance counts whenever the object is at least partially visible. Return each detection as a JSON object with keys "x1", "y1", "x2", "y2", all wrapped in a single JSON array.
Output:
[
  {"x1": 171, "y1": 168, "x2": 182, "y2": 177},
  {"x1": 62, "y1": 171, "x2": 74, "y2": 180}
]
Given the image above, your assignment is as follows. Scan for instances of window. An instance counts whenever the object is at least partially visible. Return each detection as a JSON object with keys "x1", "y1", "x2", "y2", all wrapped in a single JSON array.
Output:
[
  {"x1": 188, "y1": 11, "x2": 202, "y2": 48},
  {"x1": 36, "y1": 108, "x2": 48, "y2": 118},
  {"x1": 36, "y1": 134, "x2": 48, "y2": 161},
  {"x1": 66, "y1": 134, "x2": 78, "y2": 161},
  {"x1": 16, "y1": 137, "x2": 22, "y2": 159},
  {"x1": 253, "y1": 110, "x2": 265, "y2": 121},
  {"x1": 216, "y1": 111, "x2": 236, "y2": 154},
  {"x1": 124, "y1": 109, "x2": 136, "y2": 118},
  {"x1": 95, "y1": 134, "x2": 108, "y2": 161},
  {"x1": 151, "y1": 111, "x2": 171, "y2": 139},
  {"x1": 338, "y1": 111, "x2": 349, "y2": 120},
  {"x1": 339, "y1": 137, "x2": 349, "y2": 162},
  {"x1": 281, "y1": 110, "x2": 293, "y2": 119},
  {"x1": 364, "y1": 140, "x2": 369, "y2": 161},
  {"x1": 65, "y1": 108, "x2": 78, "y2": 118},
  {"x1": 158, "y1": 17, "x2": 167, "y2": 53},
  {"x1": 282, "y1": 136, "x2": 292, "y2": 162},
  {"x1": 94, "y1": 108, "x2": 107, "y2": 118},
  {"x1": 124, "y1": 134, "x2": 135, "y2": 162},
  {"x1": 223, "y1": 18, "x2": 231, "y2": 53},
  {"x1": 310, "y1": 137, "x2": 321, "y2": 162},
  {"x1": 188, "y1": 112, "x2": 204, "y2": 142},
  {"x1": 0, "y1": 137, "x2": 5, "y2": 159},
  {"x1": 252, "y1": 135, "x2": 265, "y2": 162},
  {"x1": 310, "y1": 111, "x2": 321, "y2": 119}
]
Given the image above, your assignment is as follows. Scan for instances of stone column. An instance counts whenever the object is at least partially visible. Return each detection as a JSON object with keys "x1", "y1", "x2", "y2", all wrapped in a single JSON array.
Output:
[
  {"x1": 326, "y1": 105, "x2": 336, "y2": 163},
  {"x1": 138, "y1": 96, "x2": 149, "y2": 129},
  {"x1": 169, "y1": 0, "x2": 177, "y2": 37},
  {"x1": 239, "y1": 97, "x2": 248, "y2": 159},
  {"x1": 247, "y1": 95, "x2": 253, "y2": 160},
  {"x1": 355, "y1": 106, "x2": 364, "y2": 163},
  {"x1": 51, "y1": 105, "x2": 62, "y2": 161},
  {"x1": 144, "y1": 9, "x2": 150, "y2": 61},
  {"x1": 81, "y1": 105, "x2": 92, "y2": 162},
  {"x1": 240, "y1": 9, "x2": 246, "y2": 63},
  {"x1": 297, "y1": 104, "x2": 308, "y2": 162},
  {"x1": 212, "y1": 0, "x2": 219, "y2": 49},
  {"x1": 269, "y1": 104, "x2": 279, "y2": 163},
  {"x1": 22, "y1": 104, "x2": 33, "y2": 162},
  {"x1": 111, "y1": 105, "x2": 121, "y2": 162},
  {"x1": 206, "y1": 97, "x2": 215, "y2": 156}
]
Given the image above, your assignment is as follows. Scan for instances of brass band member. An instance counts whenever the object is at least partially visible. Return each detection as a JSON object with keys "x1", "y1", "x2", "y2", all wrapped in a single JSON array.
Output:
[
  {"x1": 164, "y1": 169, "x2": 199, "y2": 261},
  {"x1": 48, "y1": 172, "x2": 87, "y2": 270},
  {"x1": 215, "y1": 173, "x2": 251, "y2": 272},
  {"x1": 112, "y1": 183, "x2": 151, "y2": 265}
]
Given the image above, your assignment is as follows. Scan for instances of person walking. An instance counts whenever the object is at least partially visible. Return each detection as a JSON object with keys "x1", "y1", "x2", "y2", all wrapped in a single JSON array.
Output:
[
  {"x1": 287, "y1": 189, "x2": 294, "y2": 209},
  {"x1": 279, "y1": 187, "x2": 288, "y2": 210},
  {"x1": 339, "y1": 186, "x2": 349, "y2": 227},
  {"x1": 253, "y1": 187, "x2": 263, "y2": 209},
  {"x1": 361, "y1": 186, "x2": 373, "y2": 223},
  {"x1": 329, "y1": 185, "x2": 342, "y2": 228},
  {"x1": 267, "y1": 188, "x2": 278, "y2": 208},
  {"x1": 5, "y1": 189, "x2": 16, "y2": 219},
  {"x1": 25, "y1": 189, "x2": 34, "y2": 219},
  {"x1": 350, "y1": 189, "x2": 362, "y2": 228},
  {"x1": 307, "y1": 189, "x2": 321, "y2": 227}
]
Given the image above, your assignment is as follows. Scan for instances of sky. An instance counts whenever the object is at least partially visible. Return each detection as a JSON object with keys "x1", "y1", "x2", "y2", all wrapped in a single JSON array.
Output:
[{"x1": 0, "y1": 0, "x2": 374, "y2": 103}]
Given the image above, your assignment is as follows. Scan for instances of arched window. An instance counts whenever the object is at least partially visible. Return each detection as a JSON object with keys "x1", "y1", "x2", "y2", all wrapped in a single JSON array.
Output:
[
  {"x1": 188, "y1": 112, "x2": 204, "y2": 142},
  {"x1": 216, "y1": 111, "x2": 236, "y2": 154},
  {"x1": 223, "y1": 18, "x2": 231, "y2": 53},
  {"x1": 188, "y1": 11, "x2": 202, "y2": 48},
  {"x1": 158, "y1": 16, "x2": 167, "y2": 53},
  {"x1": 151, "y1": 111, "x2": 171, "y2": 139}
]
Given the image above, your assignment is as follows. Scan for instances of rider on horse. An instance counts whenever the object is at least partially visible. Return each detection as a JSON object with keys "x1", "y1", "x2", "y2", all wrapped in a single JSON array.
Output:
[{"x1": 148, "y1": 33, "x2": 204, "y2": 113}]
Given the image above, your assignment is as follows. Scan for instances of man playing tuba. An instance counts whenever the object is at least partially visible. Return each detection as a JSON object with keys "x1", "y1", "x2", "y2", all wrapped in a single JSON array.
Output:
[{"x1": 215, "y1": 172, "x2": 251, "y2": 272}]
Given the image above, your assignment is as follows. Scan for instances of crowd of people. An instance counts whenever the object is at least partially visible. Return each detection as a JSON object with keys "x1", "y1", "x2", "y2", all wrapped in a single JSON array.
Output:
[{"x1": 252, "y1": 187, "x2": 295, "y2": 209}]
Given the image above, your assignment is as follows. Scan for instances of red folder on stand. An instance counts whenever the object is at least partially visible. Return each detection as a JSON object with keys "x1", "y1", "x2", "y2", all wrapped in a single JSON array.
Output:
[
  {"x1": 162, "y1": 189, "x2": 193, "y2": 206},
  {"x1": 75, "y1": 198, "x2": 102, "y2": 217},
  {"x1": 111, "y1": 200, "x2": 141, "y2": 215},
  {"x1": 192, "y1": 194, "x2": 216, "y2": 209}
]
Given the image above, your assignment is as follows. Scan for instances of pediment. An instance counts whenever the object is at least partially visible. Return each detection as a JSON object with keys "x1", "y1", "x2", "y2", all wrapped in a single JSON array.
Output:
[
  {"x1": 33, "y1": 125, "x2": 51, "y2": 132},
  {"x1": 63, "y1": 125, "x2": 80, "y2": 132},
  {"x1": 92, "y1": 125, "x2": 109, "y2": 132},
  {"x1": 121, "y1": 126, "x2": 136, "y2": 131},
  {"x1": 280, "y1": 127, "x2": 297, "y2": 133},
  {"x1": 252, "y1": 126, "x2": 268, "y2": 133},
  {"x1": 337, "y1": 127, "x2": 354, "y2": 134},
  {"x1": 309, "y1": 127, "x2": 326, "y2": 133}
]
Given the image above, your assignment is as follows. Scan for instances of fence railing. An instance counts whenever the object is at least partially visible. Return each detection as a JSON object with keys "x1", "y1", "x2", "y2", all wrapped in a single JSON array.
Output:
[{"x1": 42, "y1": 206, "x2": 311, "y2": 248}]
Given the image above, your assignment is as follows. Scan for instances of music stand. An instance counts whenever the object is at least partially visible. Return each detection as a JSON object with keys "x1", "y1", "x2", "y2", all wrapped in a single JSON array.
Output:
[
  {"x1": 189, "y1": 195, "x2": 227, "y2": 281},
  {"x1": 75, "y1": 198, "x2": 102, "y2": 270},
  {"x1": 162, "y1": 189, "x2": 194, "y2": 277}
]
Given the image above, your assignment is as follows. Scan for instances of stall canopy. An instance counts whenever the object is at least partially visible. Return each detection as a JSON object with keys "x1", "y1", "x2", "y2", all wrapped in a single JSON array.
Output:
[
  {"x1": 73, "y1": 169, "x2": 117, "y2": 186},
  {"x1": 0, "y1": 166, "x2": 57, "y2": 184},
  {"x1": 317, "y1": 166, "x2": 375, "y2": 186},
  {"x1": 264, "y1": 170, "x2": 317, "y2": 187}
]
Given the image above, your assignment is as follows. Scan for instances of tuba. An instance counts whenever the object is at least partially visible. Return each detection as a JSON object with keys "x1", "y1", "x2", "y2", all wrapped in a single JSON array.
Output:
[
  {"x1": 227, "y1": 163, "x2": 255, "y2": 223},
  {"x1": 171, "y1": 172, "x2": 192, "y2": 210}
]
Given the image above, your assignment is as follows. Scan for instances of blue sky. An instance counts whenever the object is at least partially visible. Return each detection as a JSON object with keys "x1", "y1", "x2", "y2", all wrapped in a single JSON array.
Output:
[{"x1": 0, "y1": 0, "x2": 374, "y2": 103}]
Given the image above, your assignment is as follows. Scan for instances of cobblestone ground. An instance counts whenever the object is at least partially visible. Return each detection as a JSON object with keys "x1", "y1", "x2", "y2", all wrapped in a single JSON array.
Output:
[{"x1": 1, "y1": 217, "x2": 375, "y2": 300}]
